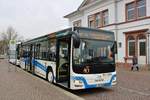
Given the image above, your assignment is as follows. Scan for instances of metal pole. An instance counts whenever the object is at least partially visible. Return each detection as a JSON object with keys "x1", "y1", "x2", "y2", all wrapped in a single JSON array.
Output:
[
  {"x1": 146, "y1": 29, "x2": 150, "y2": 70},
  {"x1": 148, "y1": 34, "x2": 150, "y2": 70},
  {"x1": 148, "y1": 34, "x2": 149, "y2": 64}
]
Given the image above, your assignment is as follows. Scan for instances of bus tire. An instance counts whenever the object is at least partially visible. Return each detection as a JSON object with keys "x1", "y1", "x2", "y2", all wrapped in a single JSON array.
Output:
[{"x1": 47, "y1": 70, "x2": 54, "y2": 83}]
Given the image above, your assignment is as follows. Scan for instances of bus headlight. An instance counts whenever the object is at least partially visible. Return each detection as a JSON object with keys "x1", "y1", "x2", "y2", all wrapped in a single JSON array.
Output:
[
  {"x1": 73, "y1": 80, "x2": 83, "y2": 84},
  {"x1": 112, "y1": 76, "x2": 117, "y2": 85}
]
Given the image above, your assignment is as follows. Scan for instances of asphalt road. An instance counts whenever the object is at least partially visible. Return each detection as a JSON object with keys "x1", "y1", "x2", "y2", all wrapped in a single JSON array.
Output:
[{"x1": 0, "y1": 59, "x2": 150, "y2": 100}]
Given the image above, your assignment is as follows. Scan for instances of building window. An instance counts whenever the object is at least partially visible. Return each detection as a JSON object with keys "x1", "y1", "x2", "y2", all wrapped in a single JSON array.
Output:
[
  {"x1": 126, "y1": 0, "x2": 146, "y2": 21},
  {"x1": 129, "y1": 41, "x2": 135, "y2": 56},
  {"x1": 126, "y1": 2, "x2": 135, "y2": 21},
  {"x1": 88, "y1": 15, "x2": 95, "y2": 28},
  {"x1": 128, "y1": 36, "x2": 135, "y2": 56},
  {"x1": 102, "y1": 10, "x2": 109, "y2": 26},
  {"x1": 88, "y1": 9, "x2": 109, "y2": 28},
  {"x1": 95, "y1": 13, "x2": 101, "y2": 28},
  {"x1": 73, "y1": 20, "x2": 81, "y2": 27},
  {"x1": 137, "y1": 0, "x2": 146, "y2": 18}
]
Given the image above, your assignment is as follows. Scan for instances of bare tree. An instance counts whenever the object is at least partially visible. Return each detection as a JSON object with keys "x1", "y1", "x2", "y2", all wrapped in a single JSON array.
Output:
[
  {"x1": 2, "y1": 26, "x2": 18, "y2": 41},
  {"x1": 0, "y1": 26, "x2": 19, "y2": 55}
]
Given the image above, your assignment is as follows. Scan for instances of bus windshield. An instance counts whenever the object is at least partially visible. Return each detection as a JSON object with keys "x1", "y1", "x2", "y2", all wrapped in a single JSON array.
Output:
[{"x1": 73, "y1": 39, "x2": 115, "y2": 74}]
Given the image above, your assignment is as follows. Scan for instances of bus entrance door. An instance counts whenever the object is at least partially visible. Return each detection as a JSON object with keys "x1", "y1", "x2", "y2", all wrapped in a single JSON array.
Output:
[
  {"x1": 56, "y1": 37, "x2": 70, "y2": 88},
  {"x1": 28, "y1": 44, "x2": 35, "y2": 73},
  {"x1": 28, "y1": 45, "x2": 33, "y2": 72},
  {"x1": 31, "y1": 45, "x2": 35, "y2": 74}
]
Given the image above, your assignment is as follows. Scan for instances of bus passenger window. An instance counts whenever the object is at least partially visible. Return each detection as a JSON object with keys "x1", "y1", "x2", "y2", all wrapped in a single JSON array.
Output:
[{"x1": 49, "y1": 41, "x2": 56, "y2": 61}]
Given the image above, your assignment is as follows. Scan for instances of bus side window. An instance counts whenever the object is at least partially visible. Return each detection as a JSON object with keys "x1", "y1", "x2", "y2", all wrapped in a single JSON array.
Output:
[
  {"x1": 49, "y1": 40, "x2": 56, "y2": 61},
  {"x1": 39, "y1": 40, "x2": 49, "y2": 60}
]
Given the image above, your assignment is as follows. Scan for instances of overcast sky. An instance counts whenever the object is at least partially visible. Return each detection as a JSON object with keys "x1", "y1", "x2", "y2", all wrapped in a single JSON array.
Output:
[{"x1": 0, "y1": 0, "x2": 83, "y2": 40}]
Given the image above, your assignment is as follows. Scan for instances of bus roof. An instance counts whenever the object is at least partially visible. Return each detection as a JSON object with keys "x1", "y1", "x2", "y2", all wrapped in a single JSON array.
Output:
[{"x1": 22, "y1": 27, "x2": 114, "y2": 45}]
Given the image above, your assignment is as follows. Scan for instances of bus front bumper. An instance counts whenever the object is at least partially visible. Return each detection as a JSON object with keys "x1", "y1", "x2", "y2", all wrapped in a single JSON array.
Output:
[{"x1": 71, "y1": 72, "x2": 117, "y2": 90}]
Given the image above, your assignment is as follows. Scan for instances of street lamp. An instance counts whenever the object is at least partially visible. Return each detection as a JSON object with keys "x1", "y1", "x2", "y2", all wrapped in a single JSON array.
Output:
[{"x1": 146, "y1": 29, "x2": 150, "y2": 70}]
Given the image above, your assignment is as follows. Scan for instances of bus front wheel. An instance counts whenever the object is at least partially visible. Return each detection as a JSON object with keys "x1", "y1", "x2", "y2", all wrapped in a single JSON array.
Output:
[{"x1": 47, "y1": 70, "x2": 54, "y2": 83}]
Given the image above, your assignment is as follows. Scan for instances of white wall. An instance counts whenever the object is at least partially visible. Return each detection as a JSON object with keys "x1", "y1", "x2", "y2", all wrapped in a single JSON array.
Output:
[
  {"x1": 68, "y1": 13, "x2": 84, "y2": 27},
  {"x1": 147, "y1": 0, "x2": 150, "y2": 16},
  {"x1": 116, "y1": 0, "x2": 125, "y2": 23},
  {"x1": 68, "y1": 0, "x2": 150, "y2": 26},
  {"x1": 83, "y1": 0, "x2": 116, "y2": 26},
  {"x1": 117, "y1": 19, "x2": 150, "y2": 62},
  {"x1": 68, "y1": 0, "x2": 116, "y2": 27}
]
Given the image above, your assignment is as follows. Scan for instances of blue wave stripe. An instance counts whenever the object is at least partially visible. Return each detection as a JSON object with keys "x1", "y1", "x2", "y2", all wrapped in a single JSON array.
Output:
[
  {"x1": 22, "y1": 58, "x2": 47, "y2": 72},
  {"x1": 32, "y1": 59, "x2": 47, "y2": 72}
]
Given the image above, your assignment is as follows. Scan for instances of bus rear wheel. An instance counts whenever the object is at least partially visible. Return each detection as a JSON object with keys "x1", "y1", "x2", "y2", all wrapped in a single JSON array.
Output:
[{"x1": 47, "y1": 71, "x2": 54, "y2": 83}]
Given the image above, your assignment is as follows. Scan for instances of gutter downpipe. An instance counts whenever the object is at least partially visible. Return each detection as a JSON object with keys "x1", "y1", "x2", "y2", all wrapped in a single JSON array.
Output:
[
  {"x1": 146, "y1": 29, "x2": 150, "y2": 70},
  {"x1": 115, "y1": 0, "x2": 119, "y2": 66}
]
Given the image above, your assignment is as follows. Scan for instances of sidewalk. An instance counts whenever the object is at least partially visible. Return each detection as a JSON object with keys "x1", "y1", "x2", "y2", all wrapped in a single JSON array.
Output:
[
  {"x1": 117, "y1": 66, "x2": 150, "y2": 95},
  {"x1": 0, "y1": 60, "x2": 83, "y2": 100},
  {"x1": 117, "y1": 63, "x2": 150, "y2": 72}
]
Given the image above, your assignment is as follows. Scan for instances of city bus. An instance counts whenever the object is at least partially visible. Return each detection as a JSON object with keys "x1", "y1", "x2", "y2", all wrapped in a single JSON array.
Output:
[
  {"x1": 16, "y1": 42, "x2": 22, "y2": 66},
  {"x1": 9, "y1": 40, "x2": 21, "y2": 66},
  {"x1": 8, "y1": 40, "x2": 17, "y2": 64},
  {"x1": 18, "y1": 27, "x2": 117, "y2": 90}
]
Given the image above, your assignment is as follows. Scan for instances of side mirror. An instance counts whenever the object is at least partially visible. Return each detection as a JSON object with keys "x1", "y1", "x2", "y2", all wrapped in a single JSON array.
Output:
[
  {"x1": 114, "y1": 41, "x2": 117, "y2": 54},
  {"x1": 111, "y1": 41, "x2": 117, "y2": 54},
  {"x1": 70, "y1": 31, "x2": 80, "y2": 48}
]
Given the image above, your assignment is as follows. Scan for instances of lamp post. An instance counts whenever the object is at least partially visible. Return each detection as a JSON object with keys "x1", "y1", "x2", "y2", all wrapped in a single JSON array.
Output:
[{"x1": 146, "y1": 29, "x2": 150, "y2": 70}]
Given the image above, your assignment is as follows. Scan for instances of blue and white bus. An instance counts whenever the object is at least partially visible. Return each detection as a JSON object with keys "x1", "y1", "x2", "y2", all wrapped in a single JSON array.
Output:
[
  {"x1": 18, "y1": 27, "x2": 117, "y2": 90},
  {"x1": 9, "y1": 40, "x2": 21, "y2": 66},
  {"x1": 9, "y1": 40, "x2": 17, "y2": 64}
]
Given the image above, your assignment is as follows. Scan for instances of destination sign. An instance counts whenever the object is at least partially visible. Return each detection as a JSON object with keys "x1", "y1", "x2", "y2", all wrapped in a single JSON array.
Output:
[{"x1": 79, "y1": 30, "x2": 114, "y2": 41}]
